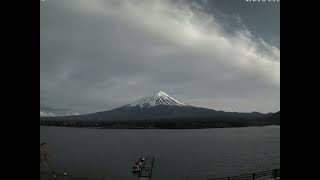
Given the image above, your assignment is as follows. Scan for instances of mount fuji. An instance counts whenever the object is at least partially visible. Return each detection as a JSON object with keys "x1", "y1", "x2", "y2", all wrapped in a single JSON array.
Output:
[
  {"x1": 126, "y1": 91, "x2": 186, "y2": 108},
  {"x1": 40, "y1": 91, "x2": 278, "y2": 128}
]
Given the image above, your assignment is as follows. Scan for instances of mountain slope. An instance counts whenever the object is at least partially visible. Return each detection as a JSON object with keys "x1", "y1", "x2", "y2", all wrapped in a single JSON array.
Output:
[
  {"x1": 126, "y1": 91, "x2": 186, "y2": 107},
  {"x1": 40, "y1": 91, "x2": 278, "y2": 128},
  {"x1": 263, "y1": 111, "x2": 280, "y2": 125}
]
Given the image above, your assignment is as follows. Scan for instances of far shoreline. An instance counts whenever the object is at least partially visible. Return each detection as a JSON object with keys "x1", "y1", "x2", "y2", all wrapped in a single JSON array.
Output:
[{"x1": 40, "y1": 124, "x2": 280, "y2": 130}]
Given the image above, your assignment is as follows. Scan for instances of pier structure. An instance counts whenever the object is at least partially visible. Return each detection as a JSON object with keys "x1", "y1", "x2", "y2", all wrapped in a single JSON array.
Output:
[{"x1": 134, "y1": 155, "x2": 155, "y2": 180}]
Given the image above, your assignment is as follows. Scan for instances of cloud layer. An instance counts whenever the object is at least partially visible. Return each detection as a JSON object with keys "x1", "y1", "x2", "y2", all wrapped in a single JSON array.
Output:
[{"x1": 40, "y1": 0, "x2": 279, "y2": 115}]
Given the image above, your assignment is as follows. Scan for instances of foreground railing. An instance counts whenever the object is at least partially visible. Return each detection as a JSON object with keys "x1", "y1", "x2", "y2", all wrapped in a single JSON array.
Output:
[
  {"x1": 40, "y1": 172, "x2": 108, "y2": 180},
  {"x1": 41, "y1": 168, "x2": 280, "y2": 180},
  {"x1": 207, "y1": 168, "x2": 280, "y2": 180}
]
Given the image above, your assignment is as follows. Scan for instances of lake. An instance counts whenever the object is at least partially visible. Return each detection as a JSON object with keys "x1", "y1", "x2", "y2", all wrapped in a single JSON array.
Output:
[{"x1": 40, "y1": 126, "x2": 280, "y2": 180}]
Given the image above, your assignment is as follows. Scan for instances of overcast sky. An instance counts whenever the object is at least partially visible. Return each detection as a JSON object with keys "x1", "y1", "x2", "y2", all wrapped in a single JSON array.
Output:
[{"x1": 40, "y1": 0, "x2": 280, "y2": 116}]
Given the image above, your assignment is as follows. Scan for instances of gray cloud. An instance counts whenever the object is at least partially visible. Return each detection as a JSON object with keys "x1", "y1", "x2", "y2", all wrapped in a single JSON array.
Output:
[{"x1": 40, "y1": 0, "x2": 279, "y2": 114}]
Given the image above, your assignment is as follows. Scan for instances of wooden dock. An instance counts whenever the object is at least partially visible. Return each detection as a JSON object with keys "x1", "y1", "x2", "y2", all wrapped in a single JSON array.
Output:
[{"x1": 137, "y1": 156, "x2": 155, "y2": 180}]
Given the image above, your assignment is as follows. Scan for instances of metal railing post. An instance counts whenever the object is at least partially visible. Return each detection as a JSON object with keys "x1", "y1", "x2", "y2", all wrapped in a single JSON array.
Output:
[{"x1": 273, "y1": 169, "x2": 275, "y2": 179}]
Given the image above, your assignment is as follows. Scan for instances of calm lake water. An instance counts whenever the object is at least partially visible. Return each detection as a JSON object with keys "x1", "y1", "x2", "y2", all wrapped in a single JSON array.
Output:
[{"x1": 40, "y1": 126, "x2": 280, "y2": 180}]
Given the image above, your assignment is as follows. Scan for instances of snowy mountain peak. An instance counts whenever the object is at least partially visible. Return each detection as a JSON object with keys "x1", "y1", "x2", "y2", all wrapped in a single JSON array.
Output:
[
  {"x1": 127, "y1": 91, "x2": 186, "y2": 108},
  {"x1": 156, "y1": 91, "x2": 167, "y2": 96}
]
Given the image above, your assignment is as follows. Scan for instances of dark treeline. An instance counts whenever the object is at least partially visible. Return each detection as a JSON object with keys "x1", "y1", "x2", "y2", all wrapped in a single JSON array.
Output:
[{"x1": 40, "y1": 115, "x2": 279, "y2": 129}]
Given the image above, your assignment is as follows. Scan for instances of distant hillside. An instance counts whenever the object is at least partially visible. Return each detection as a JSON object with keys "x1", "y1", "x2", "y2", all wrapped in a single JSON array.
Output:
[
  {"x1": 263, "y1": 111, "x2": 280, "y2": 125},
  {"x1": 40, "y1": 91, "x2": 279, "y2": 129}
]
